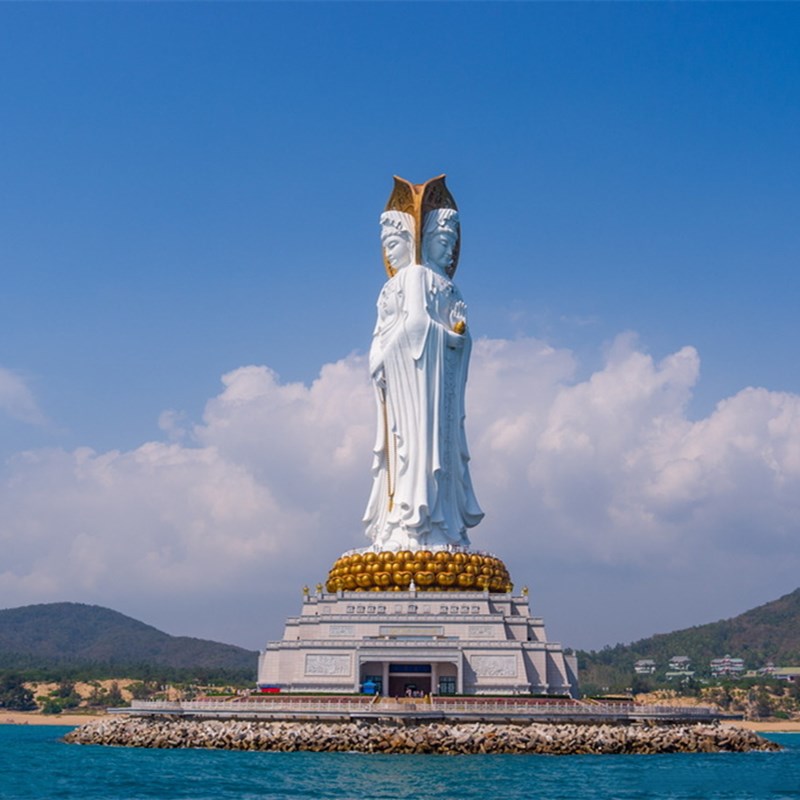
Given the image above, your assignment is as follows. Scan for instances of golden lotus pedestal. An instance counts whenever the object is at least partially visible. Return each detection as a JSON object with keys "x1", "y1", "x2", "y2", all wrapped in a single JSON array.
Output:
[
  {"x1": 326, "y1": 550, "x2": 513, "y2": 594},
  {"x1": 259, "y1": 545, "x2": 580, "y2": 697}
]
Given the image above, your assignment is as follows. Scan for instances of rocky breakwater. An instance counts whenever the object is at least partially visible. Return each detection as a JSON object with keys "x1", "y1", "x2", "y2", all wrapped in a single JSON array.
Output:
[{"x1": 64, "y1": 716, "x2": 780, "y2": 755}]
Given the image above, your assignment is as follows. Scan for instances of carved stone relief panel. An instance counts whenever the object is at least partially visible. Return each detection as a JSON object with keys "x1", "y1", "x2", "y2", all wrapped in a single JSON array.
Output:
[
  {"x1": 305, "y1": 654, "x2": 352, "y2": 676},
  {"x1": 471, "y1": 655, "x2": 517, "y2": 677}
]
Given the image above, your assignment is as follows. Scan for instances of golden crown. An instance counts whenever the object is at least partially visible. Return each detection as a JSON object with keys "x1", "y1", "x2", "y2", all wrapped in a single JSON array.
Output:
[{"x1": 382, "y1": 175, "x2": 460, "y2": 278}]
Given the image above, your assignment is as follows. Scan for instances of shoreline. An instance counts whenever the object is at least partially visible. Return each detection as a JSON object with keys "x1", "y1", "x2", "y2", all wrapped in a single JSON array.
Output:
[
  {"x1": 1, "y1": 711, "x2": 108, "y2": 727},
  {"x1": 3, "y1": 710, "x2": 799, "y2": 734},
  {"x1": 721, "y1": 719, "x2": 800, "y2": 733}
]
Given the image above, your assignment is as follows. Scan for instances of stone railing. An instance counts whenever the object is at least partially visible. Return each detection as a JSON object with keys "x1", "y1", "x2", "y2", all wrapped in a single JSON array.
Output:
[
  {"x1": 429, "y1": 698, "x2": 716, "y2": 719},
  {"x1": 129, "y1": 698, "x2": 376, "y2": 715},
  {"x1": 125, "y1": 697, "x2": 721, "y2": 722},
  {"x1": 267, "y1": 639, "x2": 532, "y2": 649}
]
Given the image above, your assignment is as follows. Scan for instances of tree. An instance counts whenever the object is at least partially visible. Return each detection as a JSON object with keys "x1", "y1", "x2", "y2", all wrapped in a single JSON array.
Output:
[
  {"x1": 630, "y1": 675, "x2": 654, "y2": 696},
  {"x1": 0, "y1": 674, "x2": 36, "y2": 711},
  {"x1": 127, "y1": 681, "x2": 156, "y2": 700},
  {"x1": 104, "y1": 682, "x2": 127, "y2": 708},
  {"x1": 41, "y1": 698, "x2": 64, "y2": 715}
]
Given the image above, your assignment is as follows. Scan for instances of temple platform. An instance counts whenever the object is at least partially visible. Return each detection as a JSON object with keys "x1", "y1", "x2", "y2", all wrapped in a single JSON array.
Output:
[
  {"x1": 257, "y1": 589, "x2": 579, "y2": 697},
  {"x1": 121, "y1": 695, "x2": 727, "y2": 725}
]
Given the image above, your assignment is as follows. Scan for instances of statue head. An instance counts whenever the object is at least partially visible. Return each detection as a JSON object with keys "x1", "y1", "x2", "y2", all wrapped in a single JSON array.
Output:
[
  {"x1": 422, "y1": 208, "x2": 460, "y2": 275},
  {"x1": 382, "y1": 175, "x2": 459, "y2": 277},
  {"x1": 380, "y1": 210, "x2": 415, "y2": 274}
]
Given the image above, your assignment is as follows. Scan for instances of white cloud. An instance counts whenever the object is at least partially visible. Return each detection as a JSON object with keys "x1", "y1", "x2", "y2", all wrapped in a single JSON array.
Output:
[
  {"x1": 0, "y1": 366, "x2": 45, "y2": 425},
  {"x1": 0, "y1": 337, "x2": 799, "y2": 650}
]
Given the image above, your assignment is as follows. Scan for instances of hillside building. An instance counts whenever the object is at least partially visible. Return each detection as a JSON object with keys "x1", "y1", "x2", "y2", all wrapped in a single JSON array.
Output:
[{"x1": 710, "y1": 655, "x2": 745, "y2": 677}]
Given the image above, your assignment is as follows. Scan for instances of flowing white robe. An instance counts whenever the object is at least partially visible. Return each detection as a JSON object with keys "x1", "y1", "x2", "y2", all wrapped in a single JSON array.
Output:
[{"x1": 363, "y1": 263, "x2": 484, "y2": 550}]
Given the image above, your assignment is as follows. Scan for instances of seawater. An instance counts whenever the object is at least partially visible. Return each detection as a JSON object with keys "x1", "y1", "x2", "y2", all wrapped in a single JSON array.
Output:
[{"x1": 1, "y1": 726, "x2": 798, "y2": 800}]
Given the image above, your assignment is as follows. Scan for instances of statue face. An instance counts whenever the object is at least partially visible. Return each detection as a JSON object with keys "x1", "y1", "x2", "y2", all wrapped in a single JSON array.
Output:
[
  {"x1": 424, "y1": 231, "x2": 456, "y2": 271},
  {"x1": 383, "y1": 233, "x2": 413, "y2": 271}
]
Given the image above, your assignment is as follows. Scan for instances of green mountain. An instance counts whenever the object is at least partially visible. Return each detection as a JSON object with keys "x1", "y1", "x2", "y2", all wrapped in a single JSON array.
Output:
[
  {"x1": 578, "y1": 587, "x2": 800, "y2": 691},
  {"x1": 0, "y1": 602, "x2": 257, "y2": 682}
]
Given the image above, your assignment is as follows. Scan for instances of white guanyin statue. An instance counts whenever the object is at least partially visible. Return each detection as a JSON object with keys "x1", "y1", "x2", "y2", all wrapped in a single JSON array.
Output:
[{"x1": 363, "y1": 175, "x2": 484, "y2": 551}]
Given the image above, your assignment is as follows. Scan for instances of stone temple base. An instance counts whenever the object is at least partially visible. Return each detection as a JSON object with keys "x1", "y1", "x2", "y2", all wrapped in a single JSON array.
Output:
[{"x1": 258, "y1": 589, "x2": 578, "y2": 697}]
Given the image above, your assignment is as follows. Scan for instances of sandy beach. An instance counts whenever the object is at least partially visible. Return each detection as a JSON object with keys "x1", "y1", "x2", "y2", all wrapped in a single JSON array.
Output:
[
  {"x1": 1, "y1": 711, "x2": 108, "y2": 727},
  {"x1": 721, "y1": 719, "x2": 800, "y2": 733}
]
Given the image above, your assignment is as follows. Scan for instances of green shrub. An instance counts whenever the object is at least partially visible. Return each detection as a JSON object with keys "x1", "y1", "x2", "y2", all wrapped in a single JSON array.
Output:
[{"x1": 41, "y1": 699, "x2": 63, "y2": 715}]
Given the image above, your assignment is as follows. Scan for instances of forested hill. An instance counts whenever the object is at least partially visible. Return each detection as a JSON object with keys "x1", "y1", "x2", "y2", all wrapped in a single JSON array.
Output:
[
  {"x1": 0, "y1": 602, "x2": 257, "y2": 680},
  {"x1": 579, "y1": 587, "x2": 800, "y2": 689}
]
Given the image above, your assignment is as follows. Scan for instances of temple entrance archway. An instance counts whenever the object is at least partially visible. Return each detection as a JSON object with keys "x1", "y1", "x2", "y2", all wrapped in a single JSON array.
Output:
[{"x1": 358, "y1": 654, "x2": 462, "y2": 696}]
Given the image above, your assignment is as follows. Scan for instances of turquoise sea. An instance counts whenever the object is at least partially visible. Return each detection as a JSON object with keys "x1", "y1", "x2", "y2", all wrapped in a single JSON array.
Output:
[{"x1": 0, "y1": 726, "x2": 798, "y2": 800}]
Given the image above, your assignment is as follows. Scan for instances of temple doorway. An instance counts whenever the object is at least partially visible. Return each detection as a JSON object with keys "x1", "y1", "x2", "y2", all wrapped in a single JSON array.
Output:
[{"x1": 388, "y1": 663, "x2": 431, "y2": 697}]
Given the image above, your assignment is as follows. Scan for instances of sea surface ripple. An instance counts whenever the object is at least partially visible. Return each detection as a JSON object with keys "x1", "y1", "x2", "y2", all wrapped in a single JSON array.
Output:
[{"x1": 1, "y1": 725, "x2": 798, "y2": 800}]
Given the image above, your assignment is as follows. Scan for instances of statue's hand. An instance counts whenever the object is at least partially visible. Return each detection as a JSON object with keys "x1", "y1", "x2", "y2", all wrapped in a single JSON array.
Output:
[
  {"x1": 446, "y1": 328, "x2": 466, "y2": 350},
  {"x1": 450, "y1": 301, "x2": 467, "y2": 334},
  {"x1": 373, "y1": 367, "x2": 387, "y2": 391}
]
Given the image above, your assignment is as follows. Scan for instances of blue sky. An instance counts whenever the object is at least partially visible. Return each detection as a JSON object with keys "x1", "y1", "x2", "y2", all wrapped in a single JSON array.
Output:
[{"x1": 1, "y1": 4, "x2": 800, "y2": 653}]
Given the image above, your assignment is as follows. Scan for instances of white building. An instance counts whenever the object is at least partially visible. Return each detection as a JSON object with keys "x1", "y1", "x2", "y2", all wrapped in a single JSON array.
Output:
[
  {"x1": 258, "y1": 589, "x2": 578, "y2": 697},
  {"x1": 668, "y1": 655, "x2": 691, "y2": 671}
]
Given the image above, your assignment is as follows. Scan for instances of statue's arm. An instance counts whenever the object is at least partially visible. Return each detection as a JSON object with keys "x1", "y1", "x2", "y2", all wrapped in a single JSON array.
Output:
[
  {"x1": 403, "y1": 267, "x2": 469, "y2": 355},
  {"x1": 369, "y1": 278, "x2": 407, "y2": 385},
  {"x1": 401, "y1": 266, "x2": 435, "y2": 361},
  {"x1": 369, "y1": 298, "x2": 389, "y2": 387},
  {"x1": 369, "y1": 340, "x2": 386, "y2": 389}
]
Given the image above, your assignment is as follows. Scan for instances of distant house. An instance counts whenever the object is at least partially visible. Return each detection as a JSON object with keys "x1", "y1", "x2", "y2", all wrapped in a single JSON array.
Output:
[
  {"x1": 665, "y1": 655, "x2": 694, "y2": 683},
  {"x1": 771, "y1": 667, "x2": 800, "y2": 684},
  {"x1": 668, "y1": 656, "x2": 691, "y2": 671},
  {"x1": 710, "y1": 655, "x2": 745, "y2": 677},
  {"x1": 634, "y1": 659, "x2": 656, "y2": 675}
]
